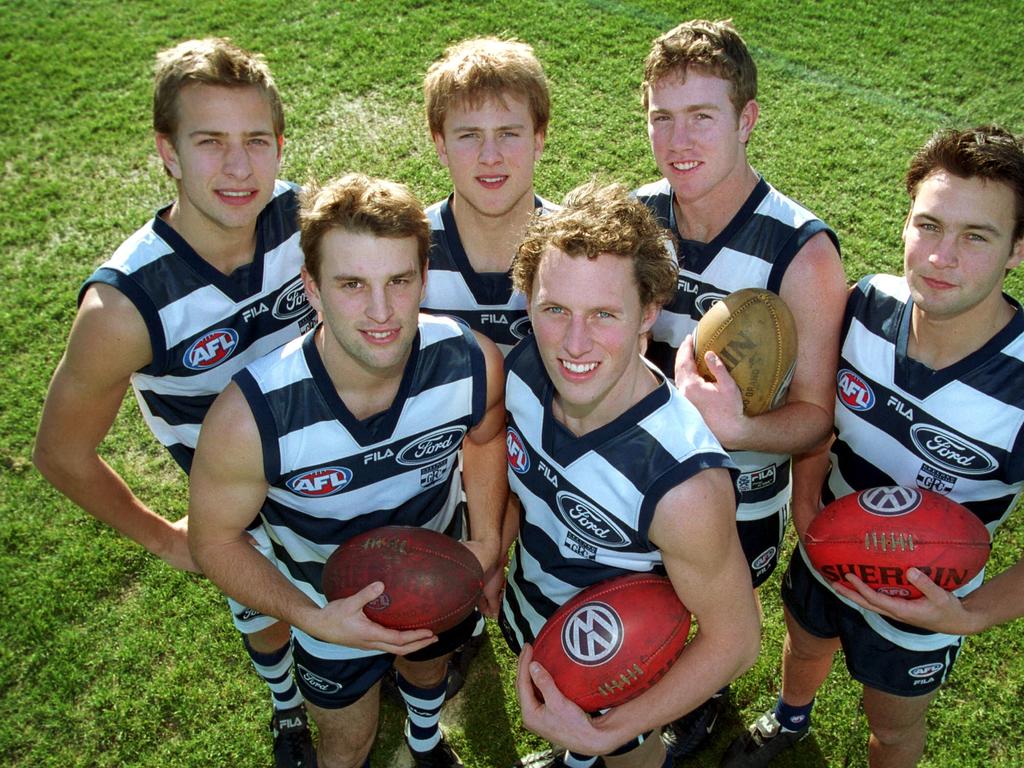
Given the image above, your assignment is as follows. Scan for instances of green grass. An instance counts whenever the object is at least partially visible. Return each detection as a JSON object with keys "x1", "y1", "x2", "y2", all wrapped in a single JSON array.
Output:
[{"x1": 2, "y1": 1, "x2": 1023, "y2": 765}]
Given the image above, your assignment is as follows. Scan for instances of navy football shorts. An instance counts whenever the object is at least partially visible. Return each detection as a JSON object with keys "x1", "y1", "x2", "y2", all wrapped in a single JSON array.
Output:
[
  {"x1": 737, "y1": 507, "x2": 788, "y2": 589},
  {"x1": 782, "y1": 552, "x2": 962, "y2": 696}
]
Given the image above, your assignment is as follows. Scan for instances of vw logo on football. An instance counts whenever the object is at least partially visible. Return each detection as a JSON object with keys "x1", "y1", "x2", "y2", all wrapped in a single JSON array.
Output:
[
  {"x1": 555, "y1": 492, "x2": 630, "y2": 548},
  {"x1": 506, "y1": 428, "x2": 530, "y2": 474},
  {"x1": 858, "y1": 486, "x2": 921, "y2": 517},
  {"x1": 184, "y1": 328, "x2": 238, "y2": 370},
  {"x1": 560, "y1": 601, "x2": 624, "y2": 666},
  {"x1": 837, "y1": 369, "x2": 874, "y2": 411},
  {"x1": 395, "y1": 426, "x2": 466, "y2": 467},
  {"x1": 286, "y1": 466, "x2": 353, "y2": 497},
  {"x1": 273, "y1": 277, "x2": 311, "y2": 320},
  {"x1": 909, "y1": 424, "x2": 996, "y2": 476}
]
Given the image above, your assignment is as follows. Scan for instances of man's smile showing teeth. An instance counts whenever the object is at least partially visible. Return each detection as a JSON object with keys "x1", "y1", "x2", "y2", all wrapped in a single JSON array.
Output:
[
  {"x1": 671, "y1": 161, "x2": 700, "y2": 171},
  {"x1": 561, "y1": 359, "x2": 597, "y2": 374},
  {"x1": 364, "y1": 329, "x2": 398, "y2": 341}
]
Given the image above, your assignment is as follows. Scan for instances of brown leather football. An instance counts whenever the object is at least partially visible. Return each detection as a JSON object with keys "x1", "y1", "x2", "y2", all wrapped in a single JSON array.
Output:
[{"x1": 693, "y1": 288, "x2": 798, "y2": 415}]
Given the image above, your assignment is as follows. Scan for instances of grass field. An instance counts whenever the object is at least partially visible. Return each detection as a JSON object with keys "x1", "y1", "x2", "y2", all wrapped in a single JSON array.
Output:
[{"x1": 2, "y1": 1, "x2": 1023, "y2": 766}]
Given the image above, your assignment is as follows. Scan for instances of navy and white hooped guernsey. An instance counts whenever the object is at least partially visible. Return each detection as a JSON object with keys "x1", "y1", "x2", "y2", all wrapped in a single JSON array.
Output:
[
  {"x1": 82, "y1": 180, "x2": 316, "y2": 473},
  {"x1": 499, "y1": 336, "x2": 735, "y2": 652},
  {"x1": 235, "y1": 314, "x2": 487, "y2": 661},
  {"x1": 421, "y1": 194, "x2": 556, "y2": 357},
  {"x1": 802, "y1": 273, "x2": 1024, "y2": 651},
  {"x1": 634, "y1": 176, "x2": 839, "y2": 521}
]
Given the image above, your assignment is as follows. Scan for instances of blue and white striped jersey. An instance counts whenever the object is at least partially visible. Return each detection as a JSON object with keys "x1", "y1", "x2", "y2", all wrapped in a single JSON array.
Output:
[
  {"x1": 235, "y1": 314, "x2": 487, "y2": 660},
  {"x1": 82, "y1": 180, "x2": 315, "y2": 472},
  {"x1": 801, "y1": 273, "x2": 1024, "y2": 650},
  {"x1": 634, "y1": 176, "x2": 839, "y2": 520},
  {"x1": 500, "y1": 336, "x2": 735, "y2": 652}
]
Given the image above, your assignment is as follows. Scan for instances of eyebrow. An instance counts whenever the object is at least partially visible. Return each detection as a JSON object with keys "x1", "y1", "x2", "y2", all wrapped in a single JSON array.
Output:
[
  {"x1": 450, "y1": 122, "x2": 527, "y2": 132},
  {"x1": 187, "y1": 129, "x2": 275, "y2": 138}
]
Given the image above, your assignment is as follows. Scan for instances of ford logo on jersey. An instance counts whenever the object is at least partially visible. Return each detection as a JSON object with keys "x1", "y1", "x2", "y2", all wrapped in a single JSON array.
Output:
[
  {"x1": 510, "y1": 316, "x2": 532, "y2": 340},
  {"x1": 555, "y1": 492, "x2": 630, "y2": 549},
  {"x1": 910, "y1": 424, "x2": 996, "y2": 476},
  {"x1": 506, "y1": 428, "x2": 530, "y2": 474},
  {"x1": 695, "y1": 291, "x2": 726, "y2": 316},
  {"x1": 286, "y1": 466, "x2": 353, "y2": 497},
  {"x1": 396, "y1": 426, "x2": 466, "y2": 467},
  {"x1": 273, "y1": 276, "x2": 311, "y2": 320},
  {"x1": 183, "y1": 328, "x2": 239, "y2": 370},
  {"x1": 837, "y1": 369, "x2": 874, "y2": 411}
]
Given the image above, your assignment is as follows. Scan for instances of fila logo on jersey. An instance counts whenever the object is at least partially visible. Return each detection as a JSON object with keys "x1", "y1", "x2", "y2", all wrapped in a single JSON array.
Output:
[
  {"x1": 695, "y1": 291, "x2": 726, "y2": 316},
  {"x1": 555, "y1": 492, "x2": 630, "y2": 548},
  {"x1": 837, "y1": 369, "x2": 874, "y2": 411},
  {"x1": 296, "y1": 665, "x2": 342, "y2": 694},
  {"x1": 910, "y1": 424, "x2": 996, "y2": 476},
  {"x1": 561, "y1": 601, "x2": 624, "y2": 666},
  {"x1": 286, "y1": 466, "x2": 353, "y2": 497},
  {"x1": 184, "y1": 328, "x2": 238, "y2": 370},
  {"x1": 396, "y1": 426, "x2": 466, "y2": 467},
  {"x1": 506, "y1": 428, "x2": 530, "y2": 474},
  {"x1": 273, "y1": 277, "x2": 311, "y2": 320},
  {"x1": 858, "y1": 486, "x2": 921, "y2": 517}
]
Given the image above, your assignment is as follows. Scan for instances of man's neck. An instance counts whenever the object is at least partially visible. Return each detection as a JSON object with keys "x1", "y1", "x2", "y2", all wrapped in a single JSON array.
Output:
[
  {"x1": 450, "y1": 191, "x2": 537, "y2": 274},
  {"x1": 161, "y1": 201, "x2": 258, "y2": 276},
  {"x1": 908, "y1": 298, "x2": 1017, "y2": 370},
  {"x1": 672, "y1": 163, "x2": 759, "y2": 243},
  {"x1": 552, "y1": 358, "x2": 659, "y2": 437},
  {"x1": 315, "y1": 326, "x2": 409, "y2": 421}
]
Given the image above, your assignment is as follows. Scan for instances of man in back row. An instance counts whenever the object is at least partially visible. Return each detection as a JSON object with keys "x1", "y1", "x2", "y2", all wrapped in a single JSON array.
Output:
[
  {"x1": 722, "y1": 125, "x2": 1024, "y2": 768},
  {"x1": 33, "y1": 38, "x2": 318, "y2": 767},
  {"x1": 633, "y1": 19, "x2": 847, "y2": 757}
]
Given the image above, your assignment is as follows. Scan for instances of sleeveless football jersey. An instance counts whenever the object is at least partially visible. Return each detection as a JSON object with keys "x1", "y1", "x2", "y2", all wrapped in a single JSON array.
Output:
[
  {"x1": 82, "y1": 180, "x2": 316, "y2": 472},
  {"x1": 500, "y1": 336, "x2": 735, "y2": 652},
  {"x1": 634, "y1": 176, "x2": 839, "y2": 521},
  {"x1": 421, "y1": 194, "x2": 555, "y2": 356},
  {"x1": 800, "y1": 273, "x2": 1024, "y2": 650},
  {"x1": 235, "y1": 315, "x2": 486, "y2": 660}
]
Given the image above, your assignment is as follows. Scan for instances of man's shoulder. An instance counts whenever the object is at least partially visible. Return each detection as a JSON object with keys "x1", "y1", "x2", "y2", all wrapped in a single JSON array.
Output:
[{"x1": 632, "y1": 178, "x2": 672, "y2": 203}]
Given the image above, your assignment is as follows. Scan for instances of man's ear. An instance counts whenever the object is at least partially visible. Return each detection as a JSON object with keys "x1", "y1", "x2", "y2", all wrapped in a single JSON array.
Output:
[
  {"x1": 640, "y1": 303, "x2": 659, "y2": 335},
  {"x1": 1008, "y1": 235, "x2": 1024, "y2": 271},
  {"x1": 301, "y1": 265, "x2": 322, "y2": 314},
  {"x1": 432, "y1": 132, "x2": 450, "y2": 167},
  {"x1": 155, "y1": 133, "x2": 182, "y2": 180},
  {"x1": 738, "y1": 99, "x2": 760, "y2": 143}
]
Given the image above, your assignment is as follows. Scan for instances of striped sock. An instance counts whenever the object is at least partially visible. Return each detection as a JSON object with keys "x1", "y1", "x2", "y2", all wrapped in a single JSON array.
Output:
[
  {"x1": 397, "y1": 672, "x2": 447, "y2": 753},
  {"x1": 242, "y1": 634, "x2": 303, "y2": 711}
]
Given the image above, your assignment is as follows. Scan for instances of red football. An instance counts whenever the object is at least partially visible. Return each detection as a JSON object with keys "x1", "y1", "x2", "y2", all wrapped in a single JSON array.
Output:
[
  {"x1": 805, "y1": 486, "x2": 990, "y2": 599},
  {"x1": 321, "y1": 526, "x2": 483, "y2": 633},
  {"x1": 531, "y1": 573, "x2": 691, "y2": 711}
]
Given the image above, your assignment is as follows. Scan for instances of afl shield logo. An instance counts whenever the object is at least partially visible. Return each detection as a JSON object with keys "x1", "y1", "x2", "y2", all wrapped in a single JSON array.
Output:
[
  {"x1": 506, "y1": 428, "x2": 530, "y2": 474},
  {"x1": 837, "y1": 369, "x2": 874, "y2": 411},
  {"x1": 858, "y1": 486, "x2": 921, "y2": 517},
  {"x1": 695, "y1": 291, "x2": 726, "y2": 316},
  {"x1": 555, "y1": 492, "x2": 630, "y2": 548},
  {"x1": 396, "y1": 426, "x2": 466, "y2": 467},
  {"x1": 561, "y1": 601, "x2": 624, "y2": 666},
  {"x1": 184, "y1": 328, "x2": 238, "y2": 370},
  {"x1": 286, "y1": 467, "x2": 352, "y2": 497},
  {"x1": 910, "y1": 424, "x2": 996, "y2": 476},
  {"x1": 273, "y1": 277, "x2": 311, "y2": 320},
  {"x1": 510, "y1": 316, "x2": 532, "y2": 340},
  {"x1": 909, "y1": 662, "x2": 944, "y2": 679}
]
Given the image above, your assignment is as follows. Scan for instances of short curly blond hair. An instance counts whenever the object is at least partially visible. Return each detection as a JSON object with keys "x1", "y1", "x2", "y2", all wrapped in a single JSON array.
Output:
[{"x1": 513, "y1": 181, "x2": 677, "y2": 309}]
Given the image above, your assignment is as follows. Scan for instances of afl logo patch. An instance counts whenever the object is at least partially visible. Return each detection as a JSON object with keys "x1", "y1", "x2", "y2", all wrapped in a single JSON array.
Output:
[
  {"x1": 506, "y1": 428, "x2": 530, "y2": 474},
  {"x1": 910, "y1": 424, "x2": 996, "y2": 476},
  {"x1": 510, "y1": 316, "x2": 532, "y2": 340},
  {"x1": 286, "y1": 466, "x2": 353, "y2": 497},
  {"x1": 858, "y1": 486, "x2": 921, "y2": 517},
  {"x1": 396, "y1": 426, "x2": 466, "y2": 467},
  {"x1": 695, "y1": 291, "x2": 726, "y2": 316},
  {"x1": 837, "y1": 369, "x2": 874, "y2": 411},
  {"x1": 556, "y1": 492, "x2": 630, "y2": 549},
  {"x1": 273, "y1": 277, "x2": 310, "y2": 320},
  {"x1": 561, "y1": 601, "x2": 624, "y2": 666},
  {"x1": 909, "y1": 662, "x2": 944, "y2": 679},
  {"x1": 751, "y1": 546, "x2": 777, "y2": 572},
  {"x1": 184, "y1": 328, "x2": 238, "y2": 370}
]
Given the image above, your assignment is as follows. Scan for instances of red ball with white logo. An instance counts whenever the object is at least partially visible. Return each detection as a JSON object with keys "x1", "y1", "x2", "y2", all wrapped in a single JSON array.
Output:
[
  {"x1": 804, "y1": 486, "x2": 990, "y2": 599},
  {"x1": 322, "y1": 526, "x2": 483, "y2": 633},
  {"x1": 531, "y1": 573, "x2": 691, "y2": 711}
]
